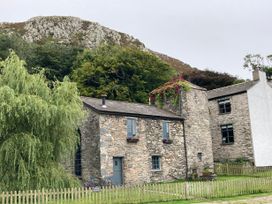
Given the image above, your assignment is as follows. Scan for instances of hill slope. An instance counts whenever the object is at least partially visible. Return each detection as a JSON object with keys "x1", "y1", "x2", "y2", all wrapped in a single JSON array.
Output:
[{"x1": 0, "y1": 16, "x2": 195, "y2": 74}]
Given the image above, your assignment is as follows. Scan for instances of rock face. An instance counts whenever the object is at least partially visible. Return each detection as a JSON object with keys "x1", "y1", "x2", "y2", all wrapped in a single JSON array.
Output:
[{"x1": 0, "y1": 16, "x2": 145, "y2": 49}]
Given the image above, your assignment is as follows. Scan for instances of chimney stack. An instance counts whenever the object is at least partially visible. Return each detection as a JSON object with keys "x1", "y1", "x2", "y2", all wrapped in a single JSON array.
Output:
[
  {"x1": 101, "y1": 95, "x2": 107, "y2": 108},
  {"x1": 252, "y1": 69, "x2": 267, "y2": 82}
]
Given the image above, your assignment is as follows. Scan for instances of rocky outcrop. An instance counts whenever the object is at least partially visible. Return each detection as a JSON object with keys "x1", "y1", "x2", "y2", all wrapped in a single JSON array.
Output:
[
  {"x1": 0, "y1": 16, "x2": 145, "y2": 49},
  {"x1": 0, "y1": 16, "x2": 195, "y2": 74}
]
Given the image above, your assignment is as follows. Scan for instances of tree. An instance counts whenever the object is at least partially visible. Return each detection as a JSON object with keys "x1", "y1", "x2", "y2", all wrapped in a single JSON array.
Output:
[
  {"x1": 71, "y1": 45, "x2": 176, "y2": 103},
  {"x1": 27, "y1": 41, "x2": 83, "y2": 81},
  {"x1": 184, "y1": 69, "x2": 241, "y2": 90},
  {"x1": 0, "y1": 32, "x2": 83, "y2": 81},
  {"x1": 244, "y1": 54, "x2": 272, "y2": 79},
  {"x1": 0, "y1": 52, "x2": 84, "y2": 191}
]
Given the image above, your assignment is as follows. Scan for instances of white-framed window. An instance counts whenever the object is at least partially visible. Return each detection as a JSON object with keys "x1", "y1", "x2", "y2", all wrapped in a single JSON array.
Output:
[
  {"x1": 221, "y1": 124, "x2": 234, "y2": 144},
  {"x1": 162, "y1": 121, "x2": 170, "y2": 140},
  {"x1": 151, "y1": 155, "x2": 161, "y2": 170},
  {"x1": 218, "y1": 98, "x2": 231, "y2": 114},
  {"x1": 127, "y1": 118, "x2": 136, "y2": 138}
]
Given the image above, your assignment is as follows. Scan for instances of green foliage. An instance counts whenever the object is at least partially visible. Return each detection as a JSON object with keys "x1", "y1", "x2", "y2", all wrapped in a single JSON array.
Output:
[
  {"x1": 27, "y1": 41, "x2": 82, "y2": 80},
  {"x1": 0, "y1": 32, "x2": 82, "y2": 81},
  {"x1": 244, "y1": 54, "x2": 272, "y2": 80},
  {"x1": 71, "y1": 45, "x2": 176, "y2": 103},
  {"x1": 0, "y1": 52, "x2": 84, "y2": 191},
  {"x1": 184, "y1": 69, "x2": 240, "y2": 90}
]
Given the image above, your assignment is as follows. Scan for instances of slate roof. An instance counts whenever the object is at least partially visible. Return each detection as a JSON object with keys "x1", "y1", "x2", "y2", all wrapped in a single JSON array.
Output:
[
  {"x1": 81, "y1": 97, "x2": 183, "y2": 120},
  {"x1": 207, "y1": 81, "x2": 258, "y2": 100}
]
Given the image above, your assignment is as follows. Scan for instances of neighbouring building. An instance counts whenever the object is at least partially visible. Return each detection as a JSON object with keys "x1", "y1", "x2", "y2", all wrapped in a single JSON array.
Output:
[{"x1": 208, "y1": 70, "x2": 272, "y2": 167}]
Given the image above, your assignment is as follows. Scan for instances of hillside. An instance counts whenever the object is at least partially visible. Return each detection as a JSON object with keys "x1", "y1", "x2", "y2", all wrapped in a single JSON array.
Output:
[
  {"x1": 0, "y1": 16, "x2": 195, "y2": 74},
  {"x1": 0, "y1": 16, "x2": 239, "y2": 91}
]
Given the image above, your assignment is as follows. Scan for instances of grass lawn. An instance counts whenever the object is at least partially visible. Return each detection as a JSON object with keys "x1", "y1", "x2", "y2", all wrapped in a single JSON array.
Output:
[
  {"x1": 48, "y1": 176, "x2": 272, "y2": 204},
  {"x1": 148, "y1": 192, "x2": 272, "y2": 203},
  {"x1": 49, "y1": 192, "x2": 272, "y2": 204}
]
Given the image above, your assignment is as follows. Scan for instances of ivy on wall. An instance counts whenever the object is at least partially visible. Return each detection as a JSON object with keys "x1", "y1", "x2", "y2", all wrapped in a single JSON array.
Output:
[{"x1": 150, "y1": 76, "x2": 191, "y2": 108}]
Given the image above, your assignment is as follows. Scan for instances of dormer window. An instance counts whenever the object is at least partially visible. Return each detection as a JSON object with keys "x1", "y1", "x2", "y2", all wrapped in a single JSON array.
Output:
[
  {"x1": 218, "y1": 98, "x2": 231, "y2": 114},
  {"x1": 127, "y1": 118, "x2": 136, "y2": 138}
]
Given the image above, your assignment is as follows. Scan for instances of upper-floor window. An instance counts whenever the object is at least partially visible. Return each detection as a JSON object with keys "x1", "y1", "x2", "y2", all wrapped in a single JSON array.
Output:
[
  {"x1": 218, "y1": 98, "x2": 231, "y2": 114},
  {"x1": 221, "y1": 124, "x2": 234, "y2": 144},
  {"x1": 162, "y1": 121, "x2": 170, "y2": 140},
  {"x1": 151, "y1": 155, "x2": 161, "y2": 170},
  {"x1": 127, "y1": 118, "x2": 136, "y2": 138}
]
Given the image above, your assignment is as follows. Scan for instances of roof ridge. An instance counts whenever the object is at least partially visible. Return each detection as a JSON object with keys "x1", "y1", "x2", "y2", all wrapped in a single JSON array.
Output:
[{"x1": 207, "y1": 80, "x2": 253, "y2": 92}]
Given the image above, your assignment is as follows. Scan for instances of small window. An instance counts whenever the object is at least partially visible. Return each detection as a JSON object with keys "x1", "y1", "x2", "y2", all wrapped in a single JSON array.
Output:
[
  {"x1": 162, "y1": 121, "x2": 170, "y2": 140},
  {"x1": 151, "y1": 156, "x2": 161, "y2": 170},
  {"x1": 218, "y1": 98, "x2": 231, "y2": 114},
  {"x1": 221, "y1": 124, "x2": 234, "y2": 144},
  {"x1": 127, "y1": 118, "x2": 136, "y2": 138},
  {"x1": 197, "y1": 152, "x2": 203, "y2": 162}
]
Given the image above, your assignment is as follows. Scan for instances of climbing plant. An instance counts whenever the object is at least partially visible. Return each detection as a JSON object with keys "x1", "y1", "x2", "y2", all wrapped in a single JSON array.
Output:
[{"x1": 150, "y1": 76, "x2": 191, "y2": 108}]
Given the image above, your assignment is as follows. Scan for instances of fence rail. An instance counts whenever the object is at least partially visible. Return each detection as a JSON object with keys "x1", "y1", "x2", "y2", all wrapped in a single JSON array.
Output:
[
  {"x1": 2, "y1": 177, "x2": 272, "y2": 204},
  {"x1": 214, "y1": 163, "x2": 272, "y2": 177}
]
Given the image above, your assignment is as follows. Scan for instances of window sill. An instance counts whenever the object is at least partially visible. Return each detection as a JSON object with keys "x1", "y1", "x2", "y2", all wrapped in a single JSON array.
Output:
[
  {"x1": 162, "y1": 139, "x2": 173, "y2": 144},
  {"x1": 218, "y1": 112, "x2": 231, "y2": 115},
  {"x1": 127, "y1": 138, "x2": 139, "y2": 143},
  {"x1": 151, "y1": 169, "x2": 162, "y2": 172},
  {"x1": 221, "y1": 142, "x2": 234, "y2": 146}
]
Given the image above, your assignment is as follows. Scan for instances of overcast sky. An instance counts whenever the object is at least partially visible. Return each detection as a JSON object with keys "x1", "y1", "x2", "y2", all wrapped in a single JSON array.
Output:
[{"x1": 1, "y1": 0, "x2": 272, "y2": 79}]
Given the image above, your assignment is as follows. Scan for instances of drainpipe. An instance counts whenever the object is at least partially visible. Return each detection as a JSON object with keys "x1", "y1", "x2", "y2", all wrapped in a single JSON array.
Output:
[
  {"x1": 180, "y1": 90, "x2": 188, "y2": 180},
  {"x1": 182, "y1": 120, "x2": 189, "y2": 180}
]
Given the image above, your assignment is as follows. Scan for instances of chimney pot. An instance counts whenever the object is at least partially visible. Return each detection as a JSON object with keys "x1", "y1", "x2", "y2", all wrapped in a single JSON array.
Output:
[{"x1": 101, "y1": 95, "x2": 107, "y2": 108}]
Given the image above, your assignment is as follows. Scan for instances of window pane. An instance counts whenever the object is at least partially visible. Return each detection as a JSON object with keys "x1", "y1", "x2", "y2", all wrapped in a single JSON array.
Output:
[
  {"x1": 163, "y1": 122, "x2": 169, "y2": 139},
  {"x1": 127, "y1": 119, "x2": 136, "y2": 138},
  {"x1": 229, "y1": 136, "x2": 234, "y2": 143},
  {"x1": 152, "y1": 156, "x2": 160, "y2": 170},
  {"x1": 132, "y1": 119, "x2": 136, "y2": 136},
  {"x1": 225, "y1": 103, "x2": 231, "y2": 113}
]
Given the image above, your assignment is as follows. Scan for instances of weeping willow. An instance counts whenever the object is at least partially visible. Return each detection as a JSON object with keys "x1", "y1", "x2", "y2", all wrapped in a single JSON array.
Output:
[{"x1": 0, "y1": 52, "x2": 85, "y2": 191}]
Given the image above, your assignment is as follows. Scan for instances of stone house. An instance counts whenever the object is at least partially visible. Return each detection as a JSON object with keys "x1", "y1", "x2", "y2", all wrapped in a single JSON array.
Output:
[
  {"x1": 208, "y1": 70, "x2": 272, "y2": 167},
  {"x1": 79, "y1": 96, "x2": 186, "y2": 185},
  {"x1": 73, "y1": 79, "x2": 214, "y2": 185}
]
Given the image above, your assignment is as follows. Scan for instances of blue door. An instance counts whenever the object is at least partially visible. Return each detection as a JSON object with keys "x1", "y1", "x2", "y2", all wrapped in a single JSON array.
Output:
[{"x1": 112, "y1": 157, "x2": 123, "y2": 185}]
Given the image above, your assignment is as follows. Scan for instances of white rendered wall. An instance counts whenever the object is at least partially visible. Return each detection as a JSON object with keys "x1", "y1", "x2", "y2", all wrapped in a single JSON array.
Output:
[{"x1": 247, "y1": 71, "x2": 272, "y2": 166}]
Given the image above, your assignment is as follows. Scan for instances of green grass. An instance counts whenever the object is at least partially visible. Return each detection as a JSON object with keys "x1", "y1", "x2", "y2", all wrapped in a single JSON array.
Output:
[
  {"x1": 49, "y1": 192, "x2": 272, "y2": 204},
  {"x1": 46, "y1": 176, "x2": 272, "y2": 204}
]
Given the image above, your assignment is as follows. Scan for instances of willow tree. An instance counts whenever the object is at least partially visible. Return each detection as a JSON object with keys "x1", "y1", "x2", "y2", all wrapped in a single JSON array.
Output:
[{"x1": 0, "y1": 52, "x2": 85, "y2": 191}]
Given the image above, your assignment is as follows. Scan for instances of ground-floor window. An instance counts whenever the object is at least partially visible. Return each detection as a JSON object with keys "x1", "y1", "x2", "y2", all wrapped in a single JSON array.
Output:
[{"x1": 151, "y1": 155, "x2": 161, "y2": 170}]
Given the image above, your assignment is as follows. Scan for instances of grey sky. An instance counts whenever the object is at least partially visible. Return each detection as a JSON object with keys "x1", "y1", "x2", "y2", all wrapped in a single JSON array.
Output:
[{"x1": 1, "y1": 0, "x2": 272, "y2": 79}]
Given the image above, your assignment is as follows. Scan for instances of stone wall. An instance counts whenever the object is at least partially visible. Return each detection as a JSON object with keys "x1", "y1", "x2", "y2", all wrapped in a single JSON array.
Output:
[
  {"x1": 182, "y1": 88, "x2": 214, "y2": 175},
  {"x1": 208, "y1": 93, "x2": 254, "y2": 163},
  {"x1": 99, "y1": 114, "x2": 185, "y2": 185},
  {"x1": 80, "y1": 108, "x2": 101, "y2": 182}
]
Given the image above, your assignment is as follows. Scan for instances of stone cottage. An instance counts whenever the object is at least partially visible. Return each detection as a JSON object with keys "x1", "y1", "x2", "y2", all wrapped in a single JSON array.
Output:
[
  {"x1": 73, "y1": 78, "x2": 214, "y2": 185},
  {"x1": 208, "y1": 70, "x2": 272, "y2": 167},
  {"x1": 79, "y1": 96, "x2": 186, "y2": 185}
]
